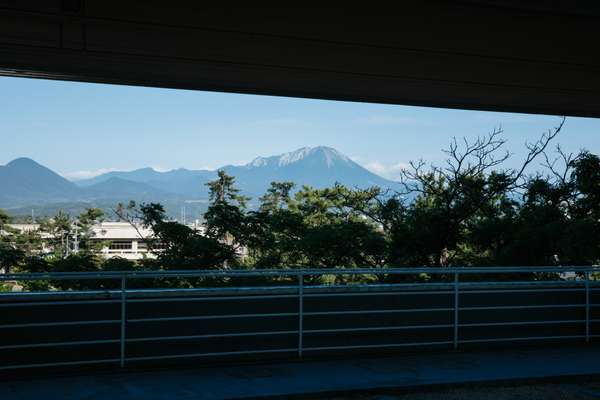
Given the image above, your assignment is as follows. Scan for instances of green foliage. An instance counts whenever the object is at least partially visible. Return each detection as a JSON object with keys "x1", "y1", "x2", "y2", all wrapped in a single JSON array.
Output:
[
  {"x1": 101, "y1": 256, "x2": 136, "y2": 271},
  {"x1": 49, "y1": 254, "x2": 102, "y2": 290},
  {"x1": 0, "y1": 208, "x2": 9, "y2": 226},
  {"x1": 0, "y1": 242, "x2": 24, "y2": 274},
  {"x1": 205, "y1": 170, "x2": 249, "y2": 247},
  {"x1": 8, "y1": 119, "x2": 600, "y2": 290},
  {"x1": 39, "y1": 210, "x2": 71, "y2": 258}
]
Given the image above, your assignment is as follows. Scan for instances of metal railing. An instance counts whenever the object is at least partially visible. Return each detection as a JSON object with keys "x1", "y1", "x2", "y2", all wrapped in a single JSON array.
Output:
[{"x1": 0, "y1": 266, "x2": 598, "y2": 372}]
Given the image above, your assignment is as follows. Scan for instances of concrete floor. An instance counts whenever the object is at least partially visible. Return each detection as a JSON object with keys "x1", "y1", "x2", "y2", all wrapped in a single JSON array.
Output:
[
  {"x1": 3, "y1": 345, "x2": 600, "y2": 400},
  {"x1": 319, "y1": 381, "x2": 600, "y2": 400}
]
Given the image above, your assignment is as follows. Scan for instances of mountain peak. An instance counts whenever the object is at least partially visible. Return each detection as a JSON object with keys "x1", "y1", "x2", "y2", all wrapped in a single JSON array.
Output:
[
  {"x1": 1, "y1": 148, "x2": 400, "y2": 211},
  {"x1": 280, "y1": 146, "x2": 349, "y2": 164},
  {"x1": 247, "y1": 146, "x2": 352, "y2": 169},
  {"x1": 6, "y1": 157, "x2": 42, "y2": 168}
]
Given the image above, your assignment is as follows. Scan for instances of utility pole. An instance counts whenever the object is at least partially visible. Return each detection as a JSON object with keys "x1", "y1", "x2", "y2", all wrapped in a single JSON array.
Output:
[
  {"x1": 62, "y1": 232, "x2": 68, "y2": 258},
  {"x1": 181, "y1": 205, "x2": 187, "y2": 225},
  {"x1": 72, "y1": 226, "x2": 79, "y2": 254}
]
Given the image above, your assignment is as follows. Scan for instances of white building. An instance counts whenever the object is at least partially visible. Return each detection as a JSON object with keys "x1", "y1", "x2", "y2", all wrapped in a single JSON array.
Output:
[
  {"x1": 91, "y1": 222, "x2": 156, "y2": 260},
  {"x1": 4, "y1": 221, "x2": 211, "y2": 261}
]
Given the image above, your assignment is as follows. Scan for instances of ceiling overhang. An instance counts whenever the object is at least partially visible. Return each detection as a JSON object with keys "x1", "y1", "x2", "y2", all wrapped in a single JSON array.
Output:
[{"x1": 1, "y1": 1, "x2": 599, "y2": 116}]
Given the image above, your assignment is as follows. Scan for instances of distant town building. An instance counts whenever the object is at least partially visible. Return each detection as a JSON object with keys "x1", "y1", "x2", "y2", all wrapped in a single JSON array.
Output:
[
  {"x1": 4, "y1": 221, "x2": 207, "y2": 261},
  {"x1": 91, "y1": 222, "x2": 156, "y2": 260}
]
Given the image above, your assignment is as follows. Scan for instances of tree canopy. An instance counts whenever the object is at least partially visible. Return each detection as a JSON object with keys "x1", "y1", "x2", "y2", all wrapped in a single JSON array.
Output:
[{"x1": 3, "y1": 118, "x2": 600, "y2": 286}]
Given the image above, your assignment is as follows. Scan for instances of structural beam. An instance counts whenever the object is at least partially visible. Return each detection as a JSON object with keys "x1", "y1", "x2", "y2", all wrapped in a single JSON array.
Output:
[{"x1": 1, "y1": 1, "x2": 600, "y2": 116}]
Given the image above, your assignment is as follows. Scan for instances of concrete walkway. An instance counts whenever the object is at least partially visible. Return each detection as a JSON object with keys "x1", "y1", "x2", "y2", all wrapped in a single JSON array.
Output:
[{"x1": 3, "y1": 345, "x2": 600, "y2": 400}]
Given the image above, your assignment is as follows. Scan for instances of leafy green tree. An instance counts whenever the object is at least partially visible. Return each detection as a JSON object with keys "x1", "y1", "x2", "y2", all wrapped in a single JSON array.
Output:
[
  {"x1": 572, "y1": 151, "x2": 600, "y2": 220},
  {"x1": 493, "y1": 148, "x2": 600, "y2": 266},
  {"x1": 245, "y1": 182, "x2": 304, "y2": 267},
  {"x1": 0, "y1": 208, "x2": 9, "y2": 227},
  {"x1": 39, "y1": 210, "x2": 72, "y2": 258},
  {"x1": 0, "y1": 243, "x2": 24, "y2": 274},
  {"x1": 0, "y1": 210, "x2": 28, "y2": 273},
  {"x1": 75, "y1": 208, "x2": 106, "y2": 254},
  {"x1": 133, "y1": 202, "x2": 236, "y2": 270},
  {"x1": 246, "y1": 183, "x2": 388, "y2": 270},
  {"x1": 50, "y1": 254, "x2": 102, "y2": 290},
  {"x1": 394, "y1": 119, "x2": 565, "y2": 266},
  {"x1": 205, "y1": 170, "x2": 250, "y2": 250}
]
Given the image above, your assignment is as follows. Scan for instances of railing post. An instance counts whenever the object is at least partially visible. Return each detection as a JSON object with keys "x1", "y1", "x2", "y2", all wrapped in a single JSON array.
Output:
[
  {"x1": 453, "y1": 271, "x2": 459, "y2": 349},
  {"x1": 298, "y1": 273, "x2": 304, "y2": 358},
  {"x1": 586, "y1": 271, "x2": 590, "y2": 343},
  {"x1": 120, "y1": 275, "x2": 127, "y2": 368}
]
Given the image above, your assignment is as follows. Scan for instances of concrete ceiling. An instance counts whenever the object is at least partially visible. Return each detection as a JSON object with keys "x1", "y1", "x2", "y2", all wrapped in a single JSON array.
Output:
[{"x1": 1, "y1": 1, "x2": 600, "y2": 116}]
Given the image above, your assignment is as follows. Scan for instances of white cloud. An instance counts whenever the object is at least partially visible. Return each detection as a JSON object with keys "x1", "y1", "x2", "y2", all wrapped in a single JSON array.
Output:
[
  {"x1": 362, "y1": 160, "x2": 409, "y2": 180},
  {"x1": 62, "y1": 168, "x2": 122, "y2": 181}
]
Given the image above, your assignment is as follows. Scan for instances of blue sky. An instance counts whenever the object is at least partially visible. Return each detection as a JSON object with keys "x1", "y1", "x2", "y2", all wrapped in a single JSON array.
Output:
[{"x1": 1, "y1": 76, "x2": 599, "y2": 181}]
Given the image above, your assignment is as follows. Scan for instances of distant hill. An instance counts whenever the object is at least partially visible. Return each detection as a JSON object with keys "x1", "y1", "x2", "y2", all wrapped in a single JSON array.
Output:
[
  {"x1": 1, "y1": 147, "x2": 401, "y2": 215},
  {"x1": 0, "y1": 158, "x2": 83, "y2": 207},
  {"x1": 76, "y1": 146, "x2": 400, "y2": 196},
  {"x1": 84, "y1": 177, "x2": 180, "y2": 201},
  {"x1": 222, "y1": 146, "x2": 398, "y2": 195},
  {"x1": 77, "y1": 168, "x2": 214, "y2": 196}
]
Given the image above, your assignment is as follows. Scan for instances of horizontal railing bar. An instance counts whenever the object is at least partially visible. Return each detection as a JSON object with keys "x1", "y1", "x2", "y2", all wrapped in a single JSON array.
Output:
[
  {"x1": 303, "y1": 291, "x2": 454, "y2": 298},
  {"x1": 303, "y1": 341, "x2": 454, "y2": 352},
  {"x1": 459, "y1": 319, "x2": 584, "y2": 328},
  {"x1": 0, "y1": 280, "x2": 590, "y2": 292},
  {"x1": 1, "y1": 266, "x2": 597, "y2": 280},
  {"x1": 0, "y1": 289, "x2": 119, "y2": 298},
  {"x1": 460, "y1": 288, "x2": 586, "y2": 294},
  {"x1": 0, "y1": 299, "x2": 121, "y2": 307},
  {"x1": 0, "y1": 339, "x2": 120, "y2": 351},
  {"x1": 0, "y1": 358, "x2": 120, "y2": 371},
  {"x1": 305, "y1": 303, "x2": 585, "y2": 317},
  {"x1": 1, "y1": 280, "x2": 589, "y2": 300},
  {"x1": 0, "y1": 282, "x2": 587, "y2": 294},
  {"x1": 305, "y1": 308, "x2": 453, "y2": 316},
  {"x1": 458, "y1": 335, "x2": 586, "y2": 344},
  {"x1": 126, "y1": 330, "x2": 297, "y2": 343},
  {"x1": 302, "y1": 286, "x2": 588, "y2": 299},
  {"x1": 126, "y1": 348, "x2": 297, "y2": 362},
  {"x1": 295, "y1": 320, "x2": 583, "y2": 334},
  {"x1": 128, "y1": 313, "x2": 297, "y2": 323},
  {"x1": 127, "y1": 294, "x2": 299, "y2": 303},
  {"x1": 0, "y1": 319, "x2": 120, "y2": 329},
  {"x1": 460, "y1": 304, "x2": 584, "y2": 311},
  {"x1": 305, "y1": 324, "x2": 453, "y2": 334}
]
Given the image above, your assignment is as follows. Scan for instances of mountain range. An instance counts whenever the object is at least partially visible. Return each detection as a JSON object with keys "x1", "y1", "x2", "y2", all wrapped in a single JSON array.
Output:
[{"x1": 0, "y1": 146, "x2": 400, "y2": 216}]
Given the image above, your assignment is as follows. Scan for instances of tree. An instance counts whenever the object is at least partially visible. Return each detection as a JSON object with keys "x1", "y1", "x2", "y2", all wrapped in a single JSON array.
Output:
[
  {"x1": 494, "y1": 147, "x2": 600, "y2": 266},
  {"x1": 204, "y1": 170, "x2": 249, "y2": 249},
  {"x1": 39, "y1": 210, "x2": 72, "y2": 258},
  {"x1": 0, "y1": 243, "x2": 24, "y2": 274},
  {"x1": 246, "y1": 183, "x2": 388, "y2": 270},
  {"x1": 572, "y1": 151, "x2": 600, "y2": 220},
  {"x1": 0, "y1": 209, "x2": 37, "y2": 273},
  {"x1": 121, "y1": 202, "x2": 237, "y2": 271},
  {"x1": 245, "y1": 182, "x2": 305, "y2": 267},
  {"x1": 75, "y1": 208, "x2": 106, "y2": 254},
  {"x1": 0, "y1": 209, "x2": 9, "y2": 228},
  {"x1": 395, "y1": 118, "x2": 565, "y2": 266}
]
